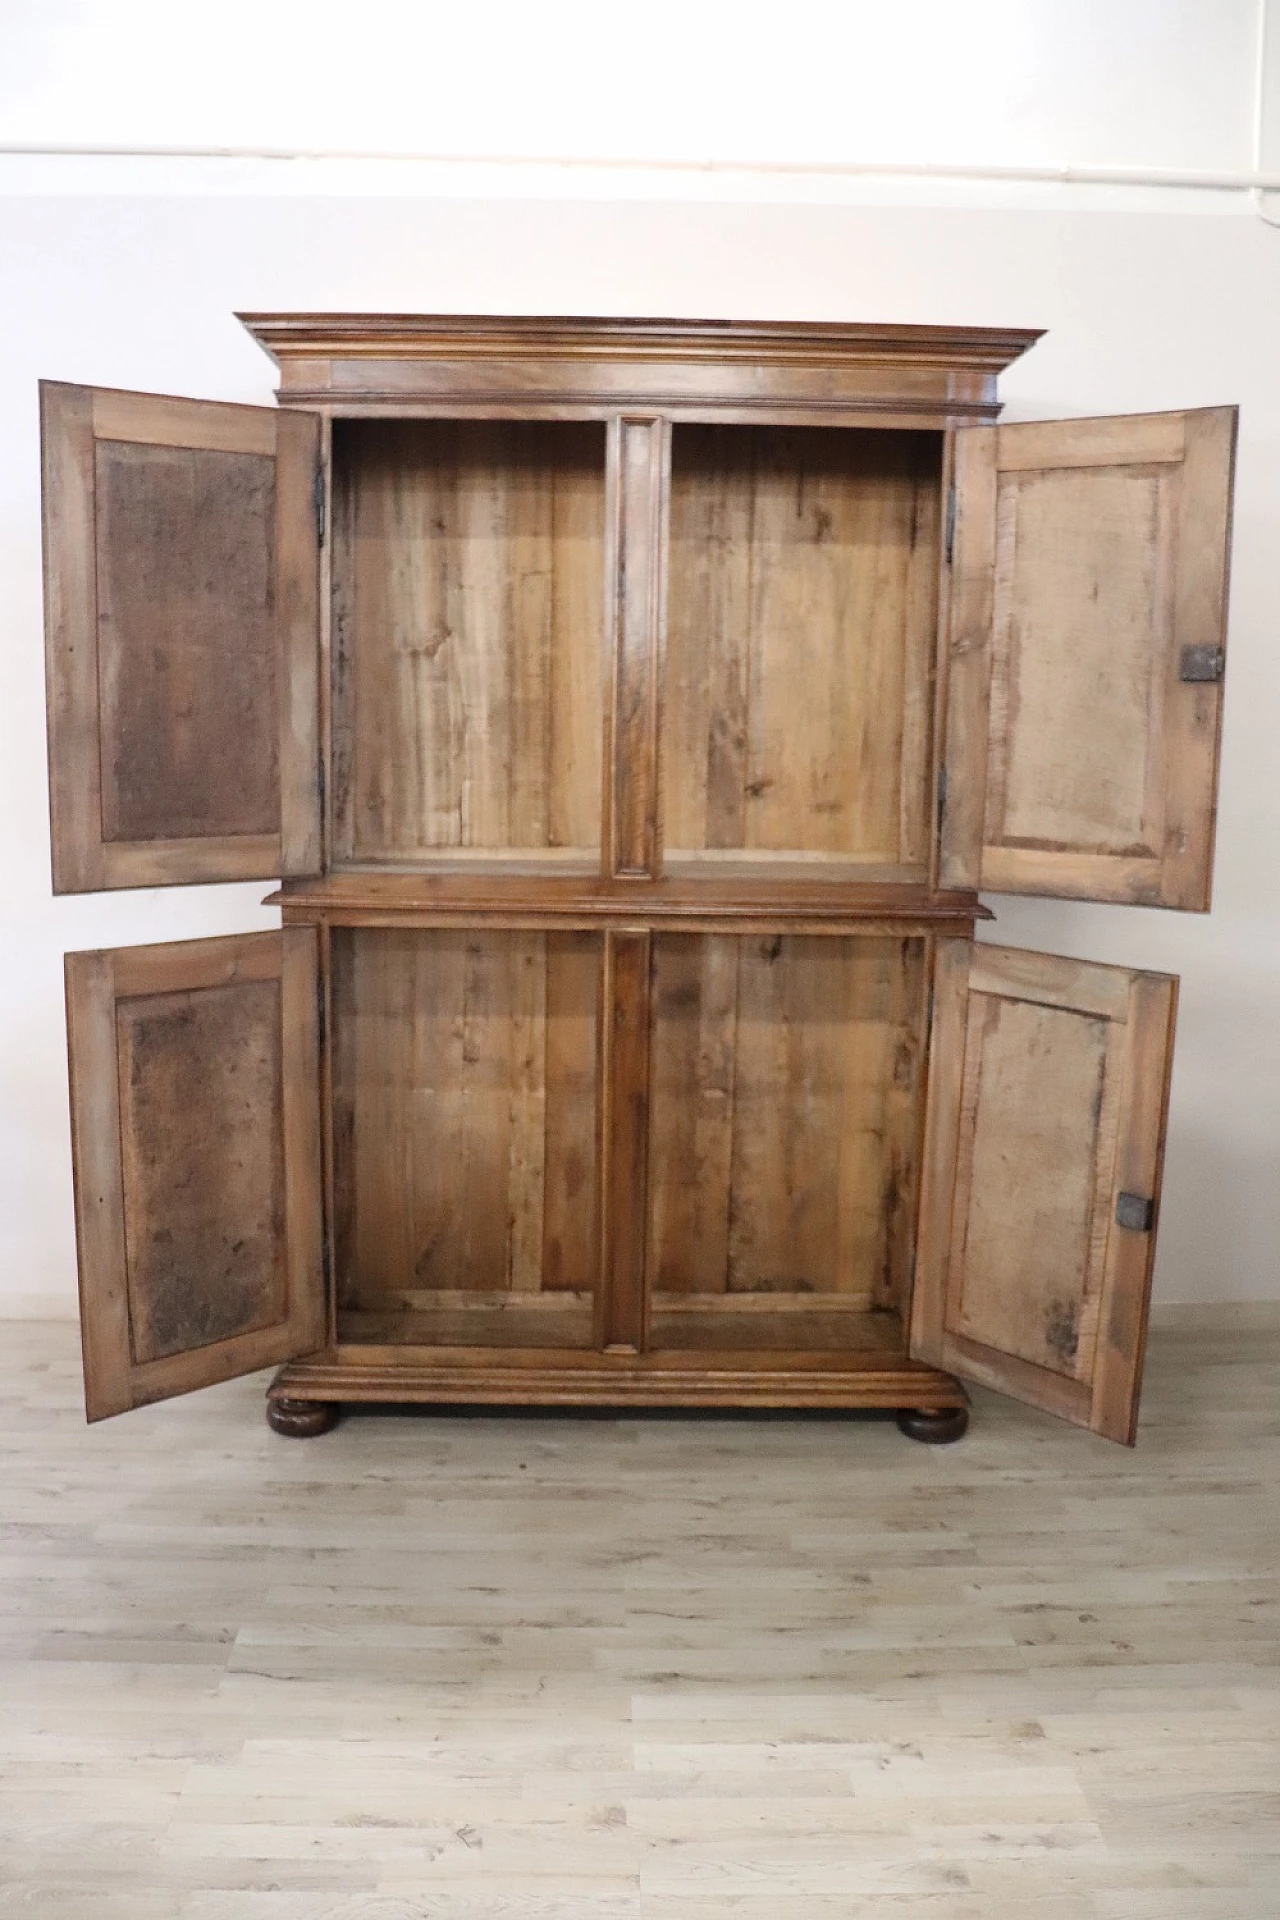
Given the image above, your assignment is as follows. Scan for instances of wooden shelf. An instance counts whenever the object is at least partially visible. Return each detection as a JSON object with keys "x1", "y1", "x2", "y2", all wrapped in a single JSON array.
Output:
[{"x1": 269, "y1": 870, "x2": 989, "y2": 933}]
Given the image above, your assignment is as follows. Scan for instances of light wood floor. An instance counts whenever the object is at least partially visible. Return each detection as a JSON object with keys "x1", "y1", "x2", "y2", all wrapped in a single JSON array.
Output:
[{"x1": 1, "y1": 1312, "x2": 1278, "y2": 1918}]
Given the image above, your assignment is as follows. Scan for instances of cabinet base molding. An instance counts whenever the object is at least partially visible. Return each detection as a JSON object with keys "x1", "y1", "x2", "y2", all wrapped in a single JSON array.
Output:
[{"x1": 267, "y1": 1347, "x2": 969, "y2": 1422}]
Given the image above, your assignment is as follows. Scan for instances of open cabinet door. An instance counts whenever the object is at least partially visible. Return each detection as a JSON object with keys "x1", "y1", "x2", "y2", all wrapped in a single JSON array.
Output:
[
  {"x1": 941, "y1": 409, "x2": 1235, "y2": 908},
  {"x1": 910, "y1": 941, "x2": 1177, "y2": 1444},
  {"x1": 65, "y1": 929, "x2": 326, "y2": 1420},
  {"x1": 42, "y1": 383, "x2": 322, "y2": 892}
]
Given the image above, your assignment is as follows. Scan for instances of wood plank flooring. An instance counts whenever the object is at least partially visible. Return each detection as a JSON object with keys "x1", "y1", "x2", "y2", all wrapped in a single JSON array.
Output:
[{"x1": 1, "y1": 1310, "x2": 1278, "y2": 1917}]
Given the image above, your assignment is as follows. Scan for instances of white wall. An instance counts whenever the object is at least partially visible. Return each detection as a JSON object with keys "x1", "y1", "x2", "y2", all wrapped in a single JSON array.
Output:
[{"x1": 2, "y1": 3, "x2": 1279, "y2": 1313}]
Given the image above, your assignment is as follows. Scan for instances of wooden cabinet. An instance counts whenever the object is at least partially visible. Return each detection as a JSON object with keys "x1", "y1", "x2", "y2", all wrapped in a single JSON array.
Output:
[{"x1": 42, "y1": 316, "x2": 1235, "y2": 1445}]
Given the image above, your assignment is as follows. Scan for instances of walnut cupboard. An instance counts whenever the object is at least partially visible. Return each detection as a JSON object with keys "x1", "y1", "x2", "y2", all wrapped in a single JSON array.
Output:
[{"x1": 41, "y1": 315, "x2": 1236, "y2": 1445}]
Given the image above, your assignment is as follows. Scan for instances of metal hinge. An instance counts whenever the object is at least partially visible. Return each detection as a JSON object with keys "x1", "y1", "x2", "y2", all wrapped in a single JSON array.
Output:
[
  {"x1": 1115, "y1": 1191, "x2": 1154, "y2": 1233},
  {"x1": 936, "y1": 764, "x2": 948, "y2": 831},
  {"x1": 926, "y1": 985, "x2": 935, "y2": 1033},
  {"x1": 1180, "y1": 644, "x2": 1224, "y2": 684},
  {"x1": 317, "y1": 756, "x2": 326, "y2": 822},
  {"x1": 944, "y1": 483, "x2": 956, "y2": 566},
  {"x1": 316, "y1": 976, "x2": 327, "y2": 1051},
  {"x1": 313, "y1": 463, "x2": 326, "y2": 546}
]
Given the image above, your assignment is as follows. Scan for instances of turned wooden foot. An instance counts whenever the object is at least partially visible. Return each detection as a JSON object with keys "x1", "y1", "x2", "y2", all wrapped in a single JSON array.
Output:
[
  {"x1": 897, "y1": 1405, "x2": 969, "y2": 1444},
  {"x1": 267, "y1": 1396, "x2": 339, "y2": 1438}
]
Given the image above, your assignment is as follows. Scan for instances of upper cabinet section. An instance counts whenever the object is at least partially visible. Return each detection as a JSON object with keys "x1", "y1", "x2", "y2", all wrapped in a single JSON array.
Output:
[
  {"x1": 42, "y1": 383, "x2": 322, "y2": 893},
  {"x1": 943, "y1": 407, "x2": 1236, "y2": 910}
]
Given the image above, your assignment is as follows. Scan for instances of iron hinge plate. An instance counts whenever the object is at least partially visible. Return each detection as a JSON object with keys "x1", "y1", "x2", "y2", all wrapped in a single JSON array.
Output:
[
  {"x1": 1180, "y1": 644, "x2": 1224, "y2": 683},
  {"x1": 1115, "y1": 1191, "x2": 1155, "y2": 1233},
  {"x1": 313, "y1": 462, "x2": 326, "y2": 546},
  {"x1": 944, "y1": 482, "x2": 956, "y2": 566}
]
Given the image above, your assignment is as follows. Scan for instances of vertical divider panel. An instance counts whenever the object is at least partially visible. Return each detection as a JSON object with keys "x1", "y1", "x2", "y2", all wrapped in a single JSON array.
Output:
[
  {"x1": 605, "y1": 417, "x2": 669, "y2": 878},
  {"x1": 598, "y1": 928, "x2": 653, "y2": 1351}
]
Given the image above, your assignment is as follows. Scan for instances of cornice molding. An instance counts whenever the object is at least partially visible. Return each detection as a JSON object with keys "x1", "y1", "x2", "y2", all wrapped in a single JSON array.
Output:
[{"x1": 238, "y1": 312, "x2": 1043, "y2": 375}]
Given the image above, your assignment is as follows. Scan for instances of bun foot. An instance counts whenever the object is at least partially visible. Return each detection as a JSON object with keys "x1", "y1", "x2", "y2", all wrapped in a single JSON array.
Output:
[
  {"x1": 267, "y1": 1396, "x2": 339, "y2": 1438},
  {"x1": 897, "y1": 1405, "x2": 969, "y2": 1444}
]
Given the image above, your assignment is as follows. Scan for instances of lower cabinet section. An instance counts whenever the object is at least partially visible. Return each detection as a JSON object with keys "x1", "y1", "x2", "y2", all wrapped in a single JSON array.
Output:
[
  {"x1": 327, "y1": 925, "x2": 931, "y2": 1359},
  {"x1": 64, "y1": 923, "x2": 1176, "y2": 1446}
]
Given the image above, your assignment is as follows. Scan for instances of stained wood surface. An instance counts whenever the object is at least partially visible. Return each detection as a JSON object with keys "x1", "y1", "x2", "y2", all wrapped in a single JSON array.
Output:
[
  {"x1": 330, "y1": 929, "x2": 599, "y2": 1347},
  {"x1": 598, "y1": 930, "x2": 652, "y2": 1351},
  {"x1": 242, "y1": 311, "x2": 1042, "y2": 425},
  {"x1": 273, "y1": 869, "x2": 986, "y2": 934},
  {"x1": 974, "y1": 408, "x2": 1236, "y2": 910},
  {"x1": 8, "y1": 1312, "x2": 1280, "y2": 1908},
  {"x1": 606, "y1": 418, "x2": 667, "y2": 877},
  {"x1": 665, "y1": 427, "x2": 940, "y2": 869},
  {"x1": 330, "y1": 419, "x2": 606, "y2": 865},
  {"x1": 646, "y1": 935, "x2": 927, "y2": 1335},
  {"x1": 64, "y1": 931, "x2": 324, "y2": 1420},
  {"x1": 41, "y1": 383, "x2": 321, "y2": 893},
  {"x1": 910, "y1": 941, "x2": 1177, "y2": 1442}
]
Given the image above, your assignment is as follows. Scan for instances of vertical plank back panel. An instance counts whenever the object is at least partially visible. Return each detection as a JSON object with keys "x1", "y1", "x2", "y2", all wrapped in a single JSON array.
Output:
[
  {"x1": 330, "y1": 420, "x2": 606, "y2": 866},
  {"x1": 665, "y1": 427, "x2": 940, "y2": 873}
]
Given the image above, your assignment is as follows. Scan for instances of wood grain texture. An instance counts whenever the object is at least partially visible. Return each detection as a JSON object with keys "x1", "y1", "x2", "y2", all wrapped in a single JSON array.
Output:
[
  {"x1": 241, "y1": 311, "x2": 1042, "y2": 425},
  {"x1": 938, "y1": 425, "x2": 997, "y2": 889},
  {"x1": 978, "y1": 407, "x2": 1235, "y2": 910},
  {"x1": 274, "y1": 1339, "x2": 964, "y2": 1407},
  {"x1": 273, "y1": 868, "x2": 986, "y2": 934},
  {"x1": 331, "y1": 419, "x2": 606, "y2": 865},
  {"x1": 598, "y1": 930, "x2": 652, "y2": 1351},
  {"x1": 9, "y1": 1312, "x2": 1280, "y2": 1910},
  {"x1": 64, "y1": 931, "x2": 324, "y2": 1421},
  {"x1": 664, "y1": 427, "x2": 940, "y2": 868},
  {"x1": 646, "y1": 935, "x2": 927, "y2": 1336},
  {"x1": 910, "y1": 941, "x2": 1177, "y2": 1442},
  {"x1": 330, "y1": 929, "x2": 600, "y2": 1347},
  {"x1": 606, "y1": 418, "x2": 668, "y2": 877},
  {"x1": 41, "y1": 382, "x2": 321, "y2": 893}
]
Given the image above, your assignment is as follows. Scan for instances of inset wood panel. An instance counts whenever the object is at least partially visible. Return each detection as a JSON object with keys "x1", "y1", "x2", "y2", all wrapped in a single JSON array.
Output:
[
  {"x1": 64, "y1": 931, "x2": 325, "y2": 1421},
  {"x1": 42, "y1": 383, "x2": 321, "y2": 892},
  {"x1": 664, "y1": 427, "x2": 941, "y2": 871},
  {"x1": 646, "y1": 934, "x2": 927, "y2": 1348},
  {"x1": 911, "y1": 941, "x2": 1177, "y2": 1442},
  {"x1": 97, "y1": 441, "x2": 278, "y2": 843},
  {"x1": 117, "y1": 979, "x2": 287, "y2": 1363},
  {"x1": 331, "y1": 928, "x2": 599, "y2": 1347},
  {"x1": 331, "y1": 420, "x2": 606, "y2": 865}
]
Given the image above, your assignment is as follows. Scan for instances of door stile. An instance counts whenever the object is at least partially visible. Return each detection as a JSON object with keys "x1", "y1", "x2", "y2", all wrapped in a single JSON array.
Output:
[
  {"x1": 910, "y1": 935, "x2": 971, "y2": 1364},
  {"x1": 938, "y1": 428, "x2": 998, "y2": 891},
  {"x1": 927, "y1": 434, "x2": 956, "y2": 894},
  {"x1": 315, "y1": 917, "x2": 337, "y2": 1348},
  {"x1": 597, "y1": 927, "x2": 653, "y2": 1351},
  {"x1": 603, "y1": 416, "x2": 670, "y2": 880}
]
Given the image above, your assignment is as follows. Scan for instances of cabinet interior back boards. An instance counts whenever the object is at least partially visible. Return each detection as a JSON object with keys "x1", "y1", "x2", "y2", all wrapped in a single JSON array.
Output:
[{"x1": 40, "y1": 315, "x2": 1236, "y2": 1444}]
